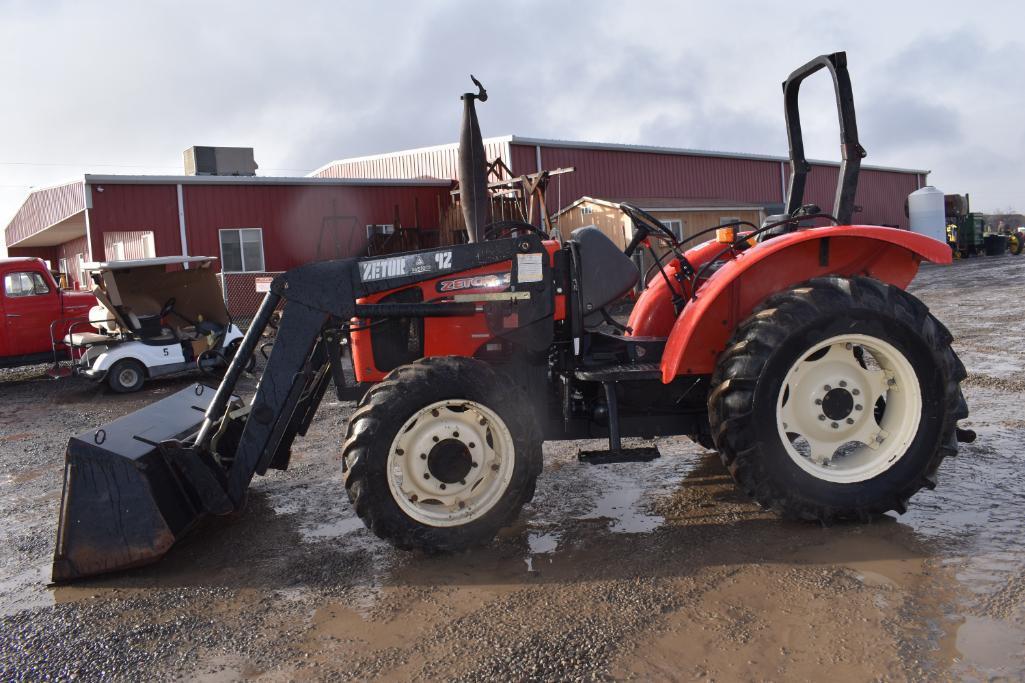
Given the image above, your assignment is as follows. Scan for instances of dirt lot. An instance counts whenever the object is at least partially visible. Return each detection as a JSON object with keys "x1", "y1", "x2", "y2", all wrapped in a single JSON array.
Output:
[{"x1": 1, "y1": 256, "x2": 1024, "y2": 681}]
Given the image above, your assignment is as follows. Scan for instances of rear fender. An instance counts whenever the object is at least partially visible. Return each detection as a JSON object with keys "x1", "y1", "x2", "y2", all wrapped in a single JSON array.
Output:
[{"x1": 660, "y1": 226, "x2": 952, "y2": 381}]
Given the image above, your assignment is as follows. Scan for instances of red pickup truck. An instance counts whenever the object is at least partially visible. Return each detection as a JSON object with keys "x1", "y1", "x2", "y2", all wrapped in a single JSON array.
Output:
[{"x1": 0, "y1": 257, "x2": 96, "y2": 368}]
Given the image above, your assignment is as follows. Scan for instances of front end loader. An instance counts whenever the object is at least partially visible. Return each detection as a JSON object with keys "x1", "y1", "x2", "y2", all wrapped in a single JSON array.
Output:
[{"x1": 53, "y1": 52, "x2": 973, "y2": 582}]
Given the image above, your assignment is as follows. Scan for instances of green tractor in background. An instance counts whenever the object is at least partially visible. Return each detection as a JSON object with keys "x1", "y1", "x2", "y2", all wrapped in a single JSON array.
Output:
[{"x1": 945, "y1": 194, "x2": 986, "y2": 257}]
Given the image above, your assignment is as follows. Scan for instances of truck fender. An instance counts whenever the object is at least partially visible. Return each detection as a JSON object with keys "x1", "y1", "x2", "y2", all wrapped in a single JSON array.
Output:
[{"x1": 660, "y1": 225, "x2": 952, "y2": 381}]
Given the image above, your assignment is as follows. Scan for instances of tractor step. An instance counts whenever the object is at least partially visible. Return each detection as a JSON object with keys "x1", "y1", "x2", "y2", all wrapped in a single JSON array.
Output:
[
  {"x1": 578, "y1": 447, "x2": 661, "y2": 465},
  {"x1": 574, "y1": 362, "x2": 661, "y2": 382}
]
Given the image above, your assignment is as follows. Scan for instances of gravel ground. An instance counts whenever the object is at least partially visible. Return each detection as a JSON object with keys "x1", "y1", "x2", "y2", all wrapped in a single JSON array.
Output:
[{"x1": 1, "y1": 255, "x2": 1024, "y2": 681}]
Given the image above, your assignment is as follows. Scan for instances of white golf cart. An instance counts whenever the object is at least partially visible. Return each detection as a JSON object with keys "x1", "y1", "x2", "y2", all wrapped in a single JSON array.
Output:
[{"x1": 66, "y1": 256, "x2": 244, "y2": 393}]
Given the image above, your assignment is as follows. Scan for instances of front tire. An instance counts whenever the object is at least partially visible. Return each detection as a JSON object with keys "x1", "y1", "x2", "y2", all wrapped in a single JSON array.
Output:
[
  {"x1": 107, "y1": 358, "x2": 146, "y2": 393},
  {"x1": 708, "y1": 276, "x2": 968, "y2": 522},
  {"x1": 342, "y1": 357, "x2": 542, "y2": 551}
]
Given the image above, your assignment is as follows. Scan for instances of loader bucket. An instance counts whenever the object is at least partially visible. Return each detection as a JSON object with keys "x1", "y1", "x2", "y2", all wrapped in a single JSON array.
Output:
[{"x1": 52, "y1": 384, "x2": 220, "y2": 582}]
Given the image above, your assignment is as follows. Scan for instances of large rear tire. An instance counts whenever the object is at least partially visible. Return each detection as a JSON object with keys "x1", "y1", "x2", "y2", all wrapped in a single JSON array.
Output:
[
  {"x1": 708, "y1": 276, "x2": 968, "y2": 522},
  {"x1": 342, "y1": 356, "x2": 542, "y2": 551}
]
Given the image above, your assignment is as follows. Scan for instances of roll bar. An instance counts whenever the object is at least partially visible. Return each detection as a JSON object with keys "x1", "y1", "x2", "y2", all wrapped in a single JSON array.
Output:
[{"x1": 782, "y1": 51, "x2": 867, "y2": 226}]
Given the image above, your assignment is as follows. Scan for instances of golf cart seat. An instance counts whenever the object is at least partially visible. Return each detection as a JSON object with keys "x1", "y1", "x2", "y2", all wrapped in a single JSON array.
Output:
[
  {"x1": 125, "y1": 310, "x2": 177, "y2": 343},
  {"x1": 65, "y1": 331, "x2": 116, "y2": 346},
  {"x1": 569, "y1": 226, "x2": 640, "y2": 326}
]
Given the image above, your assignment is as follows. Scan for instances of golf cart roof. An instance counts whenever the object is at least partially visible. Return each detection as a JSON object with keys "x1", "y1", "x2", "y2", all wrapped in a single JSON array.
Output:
[{"x1": 82, "y1": 256, "x2": 217, "y2": 271}]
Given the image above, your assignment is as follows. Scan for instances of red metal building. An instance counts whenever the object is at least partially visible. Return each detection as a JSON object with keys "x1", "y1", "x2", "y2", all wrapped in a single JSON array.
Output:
[
  {"x1": 5, "y1": 174, "x2": 451, "y2": 284},
  {"x1": 312, "y1": 135, "x2": 927, "y2": 229}
]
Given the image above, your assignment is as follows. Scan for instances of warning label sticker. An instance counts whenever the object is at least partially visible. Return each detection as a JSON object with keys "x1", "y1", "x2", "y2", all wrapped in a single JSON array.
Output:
[{"x1": 516, "y1": 253, "x2": 543, "y2": 283}]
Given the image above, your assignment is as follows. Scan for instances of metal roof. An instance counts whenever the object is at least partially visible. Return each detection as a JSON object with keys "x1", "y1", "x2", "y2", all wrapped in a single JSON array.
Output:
[
  {"x1": 83, "y1": 174, "x2": 451, "y2": 187},
  {"x1": 81, "y1": 255, "x2": 217, "y2": 270},
  {"x1": 312, "y1": 134, "x2": 930, "y2": 177}
]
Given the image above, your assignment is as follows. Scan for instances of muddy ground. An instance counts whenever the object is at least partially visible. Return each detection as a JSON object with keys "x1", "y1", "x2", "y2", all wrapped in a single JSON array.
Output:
[{"x1": 1, "y1": 255, "x2": 1024, "y2": 681}]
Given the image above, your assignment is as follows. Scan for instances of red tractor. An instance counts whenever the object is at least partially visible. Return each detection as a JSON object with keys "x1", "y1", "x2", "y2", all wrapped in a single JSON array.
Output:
[{"x1": 52, "y1": 53, "x2": 971, "y2": 581}]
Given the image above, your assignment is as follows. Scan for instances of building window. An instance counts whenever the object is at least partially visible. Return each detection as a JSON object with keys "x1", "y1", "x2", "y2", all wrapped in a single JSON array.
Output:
[
  {"x1": 581, "y1": 205, "x2": 594, "y2": 216},
  {"x1": 660, "y1": 219, "x2": 684, "y2": 240},
  {"x1": 4, "y1": 271, "x2": 51, "y2": 298},
  {"x1": 366, "y1": 224, "x2": 395, "y2": 238},
  {"x1": 219, "y1": 228, "x2": 265, "y2": 272}
]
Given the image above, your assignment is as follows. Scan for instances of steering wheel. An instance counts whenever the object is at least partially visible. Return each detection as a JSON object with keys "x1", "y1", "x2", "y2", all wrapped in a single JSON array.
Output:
[
  {"x1": 619, "y1": 203, "x2": 679, "y2": 245},
  {"x1": 160, "y1": 297, "x2": 176, "y2": 317},
  {"x1": 482, "y1": 220, "x2": 549, "y2": 241}
]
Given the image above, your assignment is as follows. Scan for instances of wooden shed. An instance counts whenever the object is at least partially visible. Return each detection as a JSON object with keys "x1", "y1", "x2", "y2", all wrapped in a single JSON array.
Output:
[{"x1": 551, "y1": 196, "x2": 767, "y2": 249}]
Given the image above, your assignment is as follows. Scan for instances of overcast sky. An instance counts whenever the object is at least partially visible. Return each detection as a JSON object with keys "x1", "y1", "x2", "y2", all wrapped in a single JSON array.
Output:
[{"x1": 2, "y1": 0, "x2": 1023, "y2": 255}]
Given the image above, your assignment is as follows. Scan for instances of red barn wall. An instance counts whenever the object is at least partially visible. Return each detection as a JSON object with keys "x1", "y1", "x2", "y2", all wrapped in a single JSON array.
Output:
[
  {"x1": 514, "y1": 144, "x2": 784, "y2": 207},
  {"x1": 181, "y1": 184, "x2": 449, "y2": 272},
  {"x1": 510, "y1": 143, "x2": 919, "y2": 229},
  {"x1": 87, "y1": 184, "x2": 182, "y2": 262}
]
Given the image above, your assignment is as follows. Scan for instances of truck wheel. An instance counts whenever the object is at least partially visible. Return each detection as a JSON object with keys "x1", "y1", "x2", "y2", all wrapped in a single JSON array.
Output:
[
  {"x1": 342, "y1": 356, "x2": 542, "y2": 552},
  {"x1": 107, "y1": 359, "x2": 146, "y2": 393},
  {"x1": 708, "y1": 276, "x2": 968, "y2": 522}
]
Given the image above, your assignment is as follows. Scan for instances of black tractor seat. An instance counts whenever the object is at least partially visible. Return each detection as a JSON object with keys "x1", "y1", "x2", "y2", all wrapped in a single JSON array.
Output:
[{"x1": 568, "y1": 226, "x2": 640, "y2": 327}]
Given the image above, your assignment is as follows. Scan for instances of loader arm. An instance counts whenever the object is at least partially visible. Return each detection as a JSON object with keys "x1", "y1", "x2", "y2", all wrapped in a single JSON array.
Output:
[{"x1": 51, "y1": 236, "x2": 551, "y2": 582}]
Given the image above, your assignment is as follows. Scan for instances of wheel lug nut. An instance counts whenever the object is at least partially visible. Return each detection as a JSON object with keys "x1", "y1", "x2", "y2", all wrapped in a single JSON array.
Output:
[
  {"x1": 420, "y1": 453, "x2": 427, "y2": 460},
  {"x1": 410, "y1": 494, "x2": 418, "y2": 502},
  {"x1": 845, "y1": 342, "x2": 853, "y2": 350},
  {"x1": 831, "y1": 422, "x2": 839, "y2": 429},
  {"x1": 432, "y1": 409, "x2": 440, "y2": 417},
  {"x1": 839, "y1": 381, "x2": 847, "y2": 388},
  {"x1": 471, "y1": 461, "x2": 478, "y2": 468},
  {"x1": 852, "y1": 389, "x2": 860, "y2": 396},
  {"x1": 491, "y1": 463, "x2": 500, "y2": 471},
  {"x1": 440, "y1": 483, "x2": 446, "y2": 490},
  {"x1": 460, "y1": 479, "x2": 466, "y2": 485},
  {"x1": 887, "y1": 378, "x2": 896, "y2": 386},
  {"x1": 824, "y1": 385, "x2": 832, "y2": 391},
  {"x1": 818, "y1": 415, "x2": 826, "y2": 421},
  {"x1": 855, "y1": 404, "x2": 863, "y2": 411},
  {"x1": 846, "y1": 418, "x2": 854, "y2": 424},
  {"x1": 458, "y1": 501, "x2": 466, "y2": 509},
  {"x1": 396, "y1": 448, "x2": 404, "y2": 455},
  {"x1": 453, "y1": 431, "x2": 459, "y2": 438},
  {"x1": 479, "y1": 418, "x2": 487, "y2": 426},
  {"x1": 432, "y1": 436, "x2": 439, "y2": 442},
  {"x1": 469, "y1": 442, "x2": 476, "y2": 448},
  {"x1": 423, "y1": 473, "x2": 430, "y2": 479},
  {"x1": 815, "y1": 398, "x2": 822, "y2": 405}
]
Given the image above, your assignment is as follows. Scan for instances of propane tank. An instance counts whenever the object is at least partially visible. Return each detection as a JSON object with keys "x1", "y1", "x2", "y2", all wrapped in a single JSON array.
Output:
[{"x1": 908, "y1": 186, "x2": 946, "y2": 244}]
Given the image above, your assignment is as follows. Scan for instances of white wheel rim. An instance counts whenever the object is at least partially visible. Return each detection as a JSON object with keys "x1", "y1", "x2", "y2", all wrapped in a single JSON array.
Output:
[
  {"x1": 119, "y1": 367, "x2": 139, "y2": 387},
  {"x1": 387, "y1": 399, "x2": 515, "y2": 527},
  {"x1": 775, "y1": 333, "x2": 922, "y2": 484}
]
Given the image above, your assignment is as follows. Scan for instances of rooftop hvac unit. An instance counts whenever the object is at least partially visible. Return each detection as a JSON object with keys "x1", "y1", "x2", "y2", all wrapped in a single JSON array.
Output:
[{"x1": 183, "y1": 146, "x2": 258, "y2": 176}]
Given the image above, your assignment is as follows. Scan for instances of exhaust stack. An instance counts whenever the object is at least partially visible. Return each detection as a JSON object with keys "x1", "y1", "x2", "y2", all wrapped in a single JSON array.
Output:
[{"x1": 458, "y1": 75, "x2": 490, "y2": 243}]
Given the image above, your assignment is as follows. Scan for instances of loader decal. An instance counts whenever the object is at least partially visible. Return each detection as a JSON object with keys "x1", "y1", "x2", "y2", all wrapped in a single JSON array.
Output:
[
  {"x1": 437, "y1": 271, "x2": 511, "y2": 292},
  {"x1": 360, "y1": 250, "x2": 455, "y2": 282}
]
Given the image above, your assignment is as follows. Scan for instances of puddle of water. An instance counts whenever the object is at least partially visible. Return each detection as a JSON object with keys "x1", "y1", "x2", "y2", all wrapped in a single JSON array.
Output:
[
  {"x1": 524, "y1": 529, "x2": 561, "y2": 571},
  {"x1": 301, "y1": 516, "x2": 364, "y2": 541},
  {"x1": 527, "y1": 530, "x2": 560, "y2": 555},
  {"x1": 574, "y1": 447, "x2": 693, "y2": 534},
  {"x1": 956, "y1": 615, "x2": 1025, "y2": 676},
  {"x1": 581, "y1": 481, "x2": 664, "y2": 533}
]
